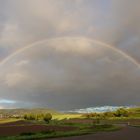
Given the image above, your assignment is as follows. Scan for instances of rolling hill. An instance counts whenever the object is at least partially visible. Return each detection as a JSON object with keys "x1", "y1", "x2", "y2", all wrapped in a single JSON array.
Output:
[{"x1": 0, "y1": 108, "x2": 59, "y2": 116}]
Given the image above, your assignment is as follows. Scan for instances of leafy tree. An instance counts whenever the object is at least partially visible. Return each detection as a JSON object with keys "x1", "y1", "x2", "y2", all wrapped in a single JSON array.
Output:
[
  {"x1": 24, "y1": 113, "x2": 38, "y2": 120},
  {"x1": 23, "y1": 114, "x2": 28, "y2": 120},
  {"x1": 103, "y1": 112, "x2": 115, "y2": 118},
  {"x1": 29, "y1": 114, "x2": 36, "y2": 120},
  {"x1": 43, "y1": 113, "x2": 52, "y2": 123},
  {"x1": 114, "y1": 108, "x2": 129, "y2": 117}
]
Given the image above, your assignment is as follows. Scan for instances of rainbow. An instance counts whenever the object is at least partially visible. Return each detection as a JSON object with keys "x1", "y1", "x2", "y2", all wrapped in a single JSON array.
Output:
[{"x1": 0, "y1": 37, "x2": 140, "y2": 68}]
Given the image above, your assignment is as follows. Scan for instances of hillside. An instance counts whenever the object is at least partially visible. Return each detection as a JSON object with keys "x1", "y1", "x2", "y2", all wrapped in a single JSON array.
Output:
[
  {"x1": 128, "y1": 107, "x2": 140, "y2": 117},
  {"x1": 0, "y1": 108, "x2": 60, "y2": 116}
]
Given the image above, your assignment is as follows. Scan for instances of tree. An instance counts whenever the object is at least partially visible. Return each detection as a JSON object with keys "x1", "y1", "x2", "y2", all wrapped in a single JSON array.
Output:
[
  {"x1": 24, "y1": 114, "x2": 36, "y2": 120},
  {"x1": 103, "y1": 112, "x2": 115, "y2": 118},
  {"x1": 23, "y1": 114, "x2": 28, "y2": 120},
  {"x1": 114, "y1": 108, "x2": 129, "y2": 117},
  {"x1": 36, "y1": 113, "x2": 44, "y2": 120},
  {"x1": 43, "y1": 113, "x2": 52, "y2": 123}
]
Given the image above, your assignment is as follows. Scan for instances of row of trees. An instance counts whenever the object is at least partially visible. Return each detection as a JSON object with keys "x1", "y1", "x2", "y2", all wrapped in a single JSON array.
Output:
[
  {"x1": 24, "y1": 113, "x2": 52, "y2": 123},
  {"x1": 83, "y1": 108, "x2": 131, "y2": 119}
]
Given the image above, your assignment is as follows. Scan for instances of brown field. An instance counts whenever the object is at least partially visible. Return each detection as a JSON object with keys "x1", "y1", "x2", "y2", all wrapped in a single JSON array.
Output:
[
  {"x1": 46, "y1": 126, "x2": 140, "y2": 140},
  {"x1": 0, "y1": 118, "x2": 139, "y2": 140},
  {"x1": 0, "y1": 120, "x2": 77, "y2": 136}
]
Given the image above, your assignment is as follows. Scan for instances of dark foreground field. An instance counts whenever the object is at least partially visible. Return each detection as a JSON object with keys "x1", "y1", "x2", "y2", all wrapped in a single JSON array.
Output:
[
  {"x1": 46, "y1": 126, "x2": 140, "y2": 140},
  {"x1": 0, "y1": 119, "x2": 139, "y2": 140},
  {"x1": 0, "y1": 120, "x2": 77, "y2": 136}
]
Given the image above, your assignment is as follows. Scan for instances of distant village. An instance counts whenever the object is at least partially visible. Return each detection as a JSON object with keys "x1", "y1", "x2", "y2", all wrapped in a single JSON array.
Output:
[{"x1": 0, "y1": 114, "x2": 22, "y2": 119}]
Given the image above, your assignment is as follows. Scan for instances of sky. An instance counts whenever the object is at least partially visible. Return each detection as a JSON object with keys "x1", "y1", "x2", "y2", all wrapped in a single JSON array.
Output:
[{"x1": 0, "y1": 0, "x2": 140, "y2": 110}]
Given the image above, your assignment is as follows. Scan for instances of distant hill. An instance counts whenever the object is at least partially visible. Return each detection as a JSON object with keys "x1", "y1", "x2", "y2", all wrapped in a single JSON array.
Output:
[{"x1": 0, "y1": 108, "x2": 60, "y2": 116}]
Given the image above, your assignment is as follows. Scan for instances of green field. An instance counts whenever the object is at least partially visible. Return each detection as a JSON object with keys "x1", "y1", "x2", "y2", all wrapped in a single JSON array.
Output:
[{"x1": 52, "y1": 114, "x2": 82, "y2": 120}]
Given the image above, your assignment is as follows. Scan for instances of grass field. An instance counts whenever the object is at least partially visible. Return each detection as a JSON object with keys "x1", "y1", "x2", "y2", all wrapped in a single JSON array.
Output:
[
  {"x1": 0, "y1": 118, "x2": 22, "y2": 124},
  {"x1": 52, "y1": 114, "x2": 82, "y2": 120}
]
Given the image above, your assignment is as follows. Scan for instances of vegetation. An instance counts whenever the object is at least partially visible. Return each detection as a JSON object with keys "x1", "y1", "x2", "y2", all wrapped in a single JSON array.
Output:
[
  {"x1": 83, "y1": 108, "x2": 132, "y2": 119},
  {"x1": 24, "y1": 113, "x2": 52, "y2": 123},
  {"x1": 0, "y1": 123, "x2": 120, "y2": 140},
  {"x1": 127, "y1": 107, "x2": 140, "y2": 117},
  {"x1": 0, "y1": 107, "x2": 139, "y2": 120},
  {"x1": 0, "y1": 108, "x2": 58, "y2": 119},
  {"x1": 0, "y1": 118, "x2": 22, "y2": 124},
  {"x1": 114, "y1": 108, "x2": 130, "y2": 117},
  {"x1": 53, "y1": 114, "x2": 82, "y2": 120},
  {"x1": 0, "y1": 107, "x2": 139, "y2": 140},
  {"x1": 43, "y1": 113, "x2": 52, "y2": 123}
]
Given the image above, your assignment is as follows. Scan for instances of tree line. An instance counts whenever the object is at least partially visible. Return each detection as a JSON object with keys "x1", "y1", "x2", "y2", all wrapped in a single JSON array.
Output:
[
  {"x1": 83, "y1": 108, "x2": 131, "y2": 119},
  {"x1": 24, "y1": 113, "x2": 52, "y2": 123}
]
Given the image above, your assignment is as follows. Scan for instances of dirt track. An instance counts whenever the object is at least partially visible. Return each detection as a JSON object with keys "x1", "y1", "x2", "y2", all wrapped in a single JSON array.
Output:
[{"x1": 46, "y1": 126, "x2": 140, "y2": 140}]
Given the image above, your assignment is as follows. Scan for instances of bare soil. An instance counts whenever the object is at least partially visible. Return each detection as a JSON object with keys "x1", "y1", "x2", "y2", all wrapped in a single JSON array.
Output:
[
  {"x1": 0, "y1": 120, "x2": 77, "y2": 136},
  {"x1": 46, "y1": 126, "x2": 140, "y2": 140}
]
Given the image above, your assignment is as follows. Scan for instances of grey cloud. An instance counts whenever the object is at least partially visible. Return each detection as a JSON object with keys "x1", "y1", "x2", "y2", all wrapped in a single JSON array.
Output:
[
  {"x1": 1, "y1": 0, "x2": 140, "y2": 61},
  {"x1": 93, "y1": 0, "x2": 140, "y2": 63},
  {"x1": 0, "y1": 0, "x2": 106, "y2": 59},
  {"x1": 0, "y1": 1, "x2": 140, "y2": 109},
  {"x1": 0, "y1": 38, "x2": 140, "y2": 109}
]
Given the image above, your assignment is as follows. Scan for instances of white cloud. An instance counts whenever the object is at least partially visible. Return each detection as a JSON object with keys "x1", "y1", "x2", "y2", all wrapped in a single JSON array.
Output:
[{"x1": 0, "y1": 99, "x2": 15, "y2": 104}]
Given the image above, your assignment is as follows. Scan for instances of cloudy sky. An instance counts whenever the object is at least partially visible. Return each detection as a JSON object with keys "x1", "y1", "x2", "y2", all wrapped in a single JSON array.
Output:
[{"x1": 0, "y1": 0, "x2": 140, "y2": 110}]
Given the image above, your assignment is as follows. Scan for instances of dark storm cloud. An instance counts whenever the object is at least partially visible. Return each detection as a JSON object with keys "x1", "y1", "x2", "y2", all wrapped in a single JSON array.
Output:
[
  {"x1": 0, "y1": 0, "x2": 140, "y2": 109},
  {"x1": 0, "y1": 38, "x2": 140, "y2": 109}
]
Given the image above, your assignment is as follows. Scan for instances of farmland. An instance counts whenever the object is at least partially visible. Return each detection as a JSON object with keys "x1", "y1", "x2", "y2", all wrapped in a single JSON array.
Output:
[{"x1": 0, "y1": 107, "x2": 139, "y2": 140}]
